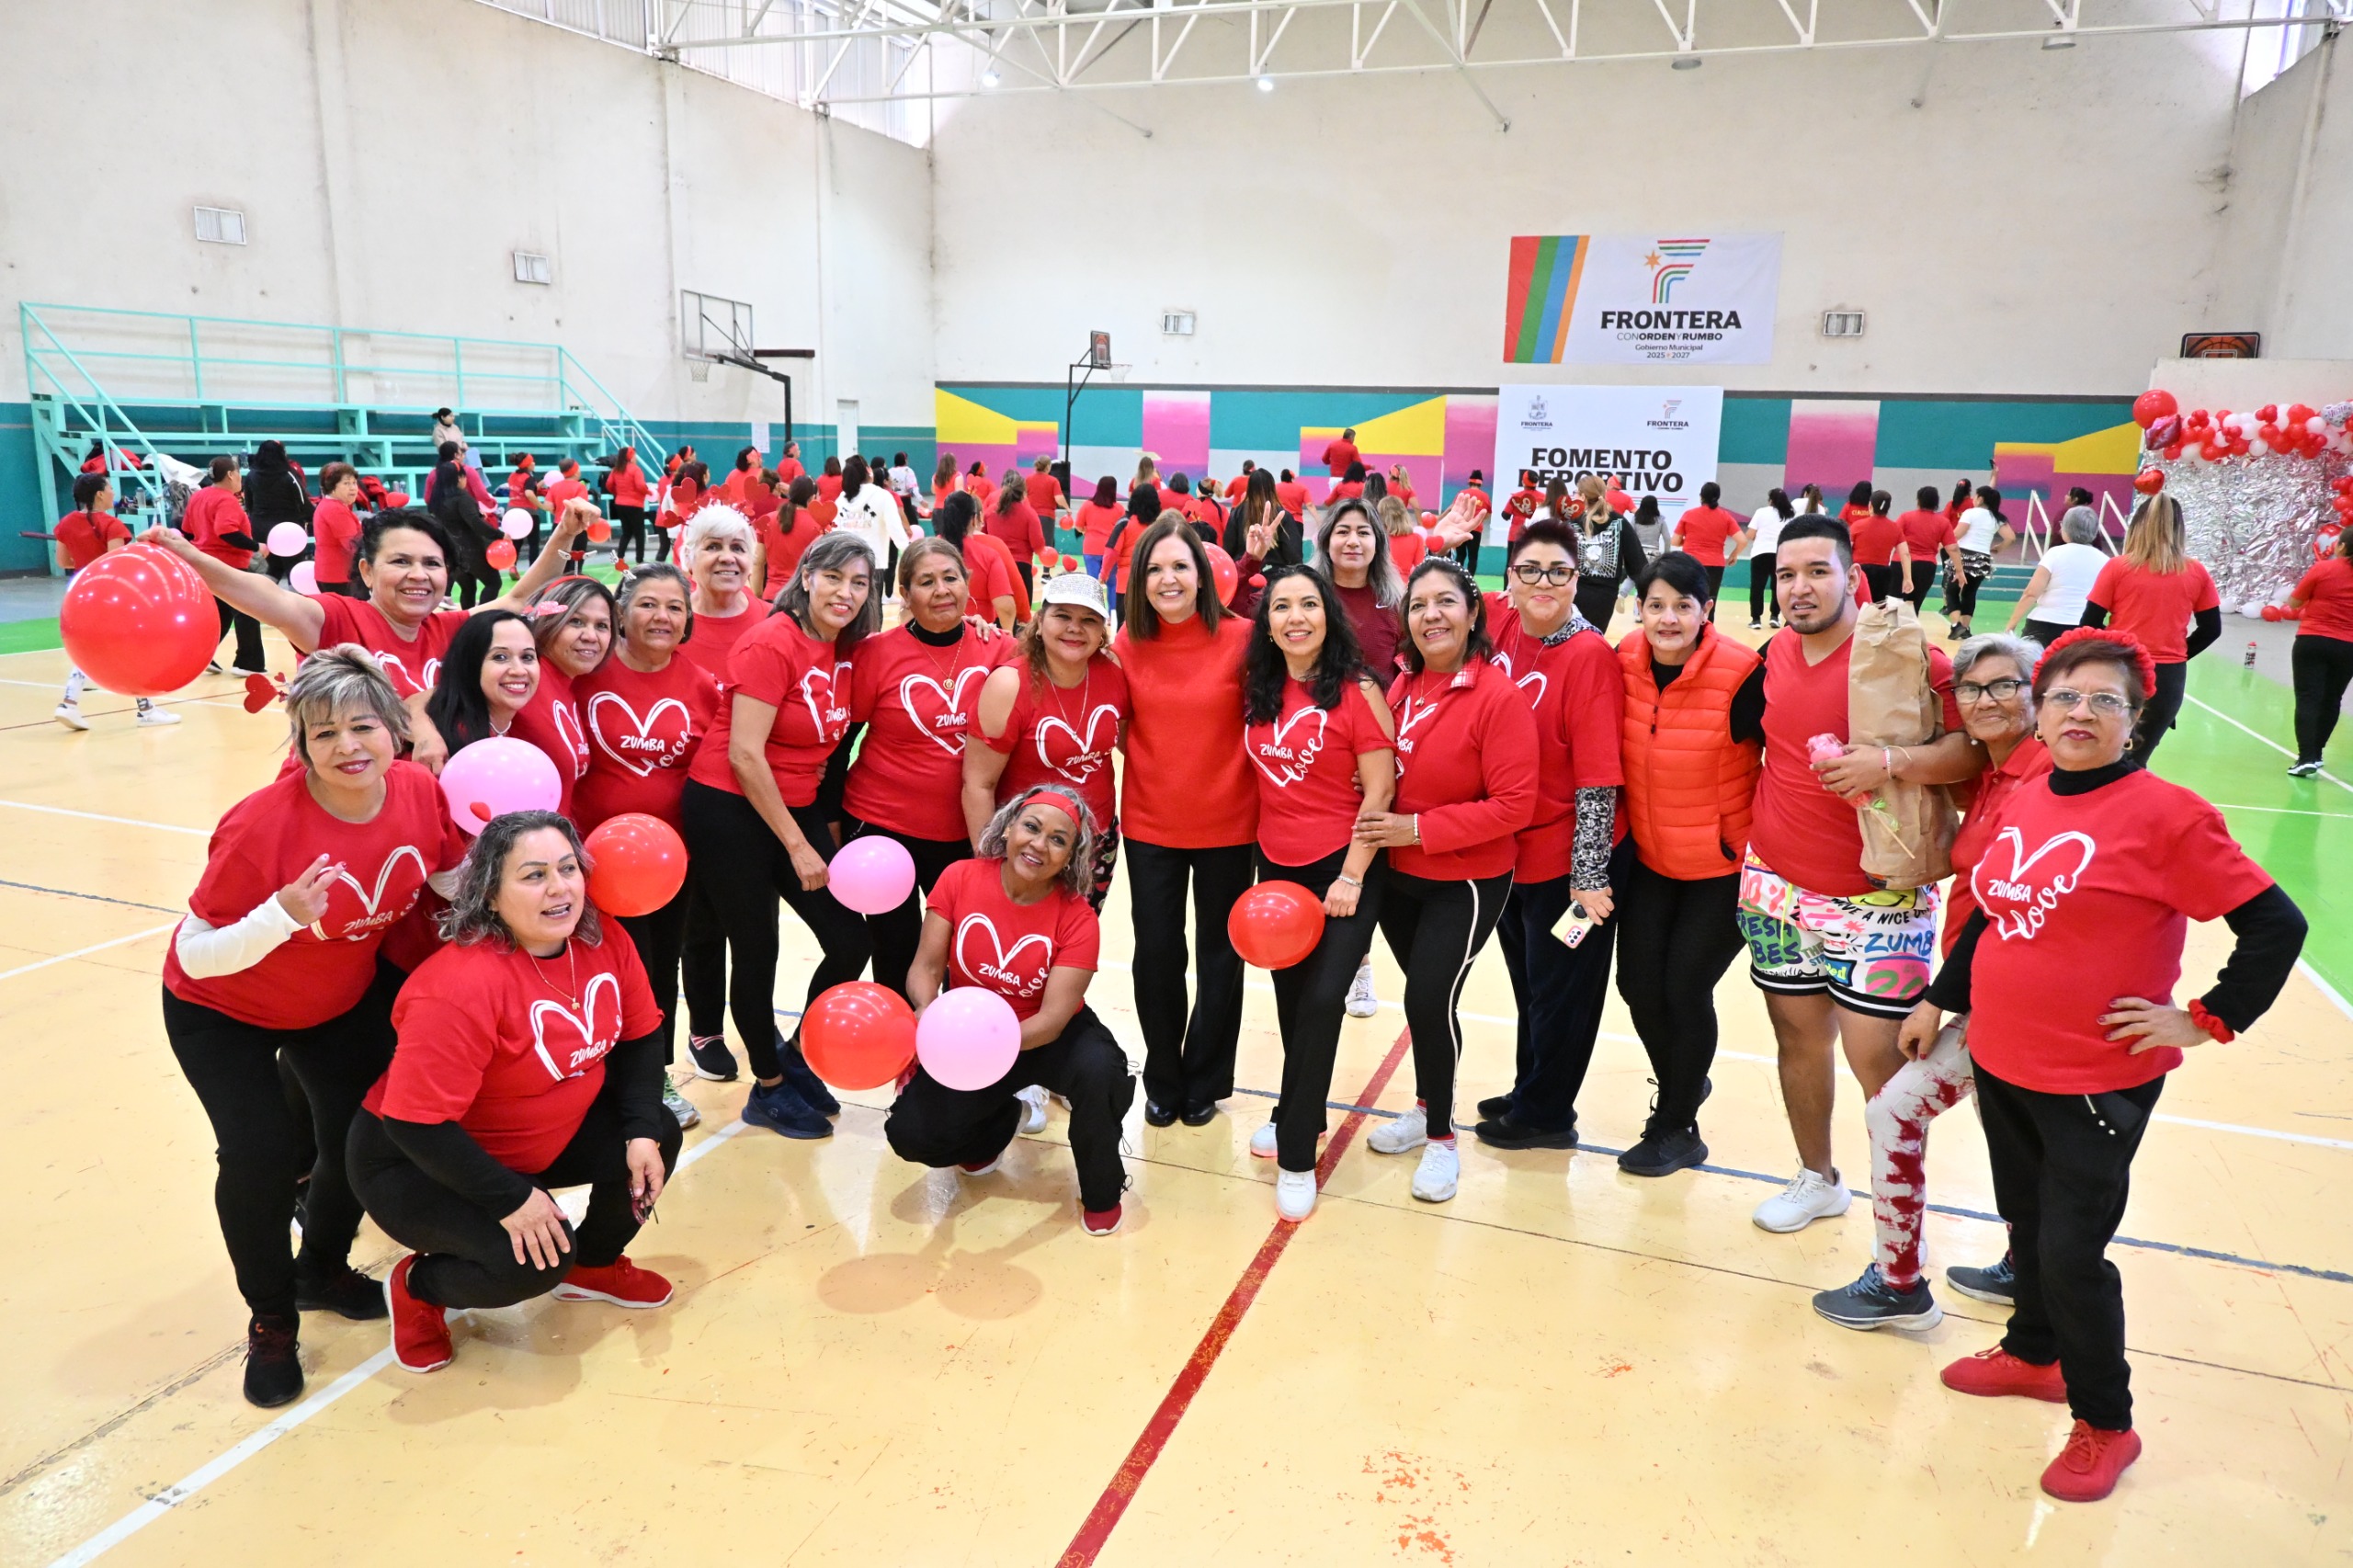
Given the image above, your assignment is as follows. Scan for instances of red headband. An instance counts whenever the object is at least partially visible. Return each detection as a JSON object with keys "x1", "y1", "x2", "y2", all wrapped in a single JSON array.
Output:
[{"x1": 2040, "y1": 625, "x2": 2160, "y2": 699}]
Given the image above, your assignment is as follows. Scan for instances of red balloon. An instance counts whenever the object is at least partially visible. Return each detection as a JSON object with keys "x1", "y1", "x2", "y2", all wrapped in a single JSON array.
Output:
[
  {"x1": 2161, "y1": 442, "x2": 2184, "y2": 460},
  {"x1": 1227, "y1": 881, "x2": 1326, "y2": 970},
  {"x1": 2287, "y1": 403, "x2": 2316, "y2": 426},
  {"x1": 1202, "y1": 541, "x2": 1240, "y2": 605},
  {"x1": 2256, "y1": 403, "x2": 2279, "y2": 425},
  {"x1": 2256, "y1": 423, "x2": 2283, "y2": 449},
  {"x1": 2131, "y1": 389, "x2": 2177, "y2": 428},
  {"x1": 1038, "y1": 548, "x2": 1059, "y2": 571},
  {"x1": 2132, "y1": 468, "x2": 2165, "y2": 495},
  {"x1": 583, "y1": 812, "x2": 688, "y2": 916},
  {"x1": 2199, "y1": 441, "x2": 2225, "y2": 462},
  {"x1": 586, "y1": 517, "x2": 613, "y2": 543},
  {"x1": 59, "y1": 543, "x2": 217, "y2": 698},
  {"x1": 2260, "y1": 604, "x2": 2285, "y2": 622},
  {"x1": 2333, "y1": 476, "x2": 2353, "y2": 495},
  {"x1": 485, "y1": 538, "x2": 517, "y2": 571},
  {"x1": 385, "y1": 490, "x2": 412, "y2": 508},
  {"x1": 801, "y1": 981, "x2": 917, "y2": 1090}
]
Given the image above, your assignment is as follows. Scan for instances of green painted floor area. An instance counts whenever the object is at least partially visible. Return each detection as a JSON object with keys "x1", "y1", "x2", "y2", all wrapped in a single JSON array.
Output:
[{"x1": 0, "y1": 619, "x2": 62, "y2": 654}]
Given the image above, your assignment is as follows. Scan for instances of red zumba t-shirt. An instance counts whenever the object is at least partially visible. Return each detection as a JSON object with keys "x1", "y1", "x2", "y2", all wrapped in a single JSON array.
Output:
[
  {"x1": 1942, "y1": 737, "x2": 2052, "y2": 953},
  {"x1": 2088, "y1": 557, "x2": 2220, "y2": 665},
  {"x1": 1849, "y1": 514, "x2": 1904, "y2": 567},
  {"x1": 929, "y1": 857, "x2": 1101, "y2": 1022},
  {"x1": 1246, "y1": 676, "x2": 1392, "y2": 867},
  {"x1": 1676, "y1": 506, "x2": 1742, "y2": 567},
  {"x1": 686, "y1": 615, "x2": 853, "y2": 807},
  {"x1": 2295, "y1": 556, "x2": 2353, "y2": 642},
  {"x1": 1485, "y1": 605, "x2": 1625, "y2": 882},
  {"x1": 1897, "y1": 508, "x2": 1954, "y2": 562},
  {"x1": 1965, "y1": 768, "x2": 2272, "y2": 1093},
  {"x1": 164, "y1": 761, "x2": 467, "y2": 1029},
  {"x1": 56, "y1": 509, "x2": 129, "y2": 571},
  {"x1": 312, "y1": 596, "x2": 471, "y2": 700},
  {"x1": 847, "y1": 625, "x2": 1017, "y2": 843},
  {"x1": 983, "y1": 656, "x2": 1131, "y2": 840},
  {"x1": 508, "y1": 665, "x2": 591, "y2": 821},
  {"x1": 674, "y1": 600, "x2": 761, "y2": 690},
  {"x1": 368, "y1": 926, "x2": 662, "y2": 1172},
  {"x1": 574, "y1": 653, "x2": 721, "y2": 831}
]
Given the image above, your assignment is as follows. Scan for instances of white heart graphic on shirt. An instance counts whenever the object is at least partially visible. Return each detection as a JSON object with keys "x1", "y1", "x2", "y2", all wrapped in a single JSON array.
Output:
[
  {"x1": 552, "y1": 699, "x2": 590, "y2": 779},
  {"x1": 1035, "y1": 703, "x2": 1120, "y2": 786},
  {"x1": 1972, "y1": 826, "x2": 2097, "y2": 941},
  {"x1": 1489, "y1": 650, "x2": 1548, "y2": 708},
  {"x1": 798, "y1": 661, "x2": 853, "y2": 741},
  {"x1": 372, "y1": 652, "x2": 442, "y2": 697},
  {"x1": 311, "y1": 844, "x2": 426, "y2": 941},
  {"x1": 900, "y1": 666, "x2": 990, "y2": 758},
  {"x1": 528, "y1": 971, "x2": 622, "y2": 1081},
  {"x1": 586, "y1": 692, "x2": 692, "y2": 778},
  {"x1": 1250, "y1": 705, "x2": 1330, "y2": 789},
  {"x1": 955, "y1": 913, "x2": 1053, "y2": 1000}
]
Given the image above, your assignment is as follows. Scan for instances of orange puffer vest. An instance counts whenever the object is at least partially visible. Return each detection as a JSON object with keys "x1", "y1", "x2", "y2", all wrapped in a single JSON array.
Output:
[{"x1": 1617, "y1": 626, "x2": 1763, "y2": 880}]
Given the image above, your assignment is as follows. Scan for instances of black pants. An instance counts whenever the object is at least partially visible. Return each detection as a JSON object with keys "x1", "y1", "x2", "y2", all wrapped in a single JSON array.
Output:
[
  {"x1": 214, "y1": 598, "x2": 265, "y2": 670},
  {"x1": 1948, "y1": 562, "x2": 1986, "y2": 620},
  {"x1": 1861, "y1": 563, "x2": 1903, "y2": 604},
  {"x1": 1016, "y1": 561, "x2": 1035, "y2": 599},
  {"x1": 1127, "y1": 838, "x2": 1256, "y2": 1113},
  {"x1": 452, "y1": 548, "x2": 500, "y2": 608},
  {"x1": 2022, "y1": 617, "x2": 2075, "y2": 648},
  {"x1": 681, "y1": 880, "x2": 727, "y2": 1040},
  {"x1": 1256, "y1": 847, "x2": 1386, "y2": 1171},
  {"x1": 1376, "y1": 868, "x2": 1512, "y2": 1138},
  {"x1": 1614, "y1": 859, "x2": 1743, "y2": 1131},
  {"x1": 162, "y1": 964, "x2": 402, "y2": 1319},
  {"x1": 1701, "y1": 563, "x2": 1726, "y2": 603},
  {"x1": 613, "y1": 504, "x2": 648, "y2": 562},
  {"x1": 886, "y1": 1006, "x2": 1134, "y2": 1212},
  {"x1": 618, "y1": 876, "x2": 694, "y2": 1065},
  {"x1": 1974, "y1": 1060, "x2": 2164, "y2": 1431},
  {"x1": 347, "y1": 1100, "x2": 682, "y2": 1311},
  {"x1": 845, "y1": 816, "x2": 972, "y2": 1004},
  {"x1": 1904, "y1": 565, "x2": 1935, "y2": 614},
  {"x1": 678, "y1": 780, "x2": 872, "y2": 1080},
  {"x1": 1574, "y1": 580, "x2": 1620, "y2": 631},
  {"x1": 1747, "y1": 552, "x2": 1776, "y2": 621},
  {"x1": 1495, "y1": 837, "x2": 1634, "y2": 1131},
  {"x1": 2132, "y1": 660, "x2": 2188, "y2": 762},
  {"x1": 2291, "y1": 634, "x2": 2353, "y2": 765}
]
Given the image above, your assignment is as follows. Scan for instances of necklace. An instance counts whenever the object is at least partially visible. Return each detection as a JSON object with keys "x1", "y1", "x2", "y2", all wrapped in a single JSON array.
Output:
[{"x1": 528, "y1": 940, "x2": 580, "y2": 1006}]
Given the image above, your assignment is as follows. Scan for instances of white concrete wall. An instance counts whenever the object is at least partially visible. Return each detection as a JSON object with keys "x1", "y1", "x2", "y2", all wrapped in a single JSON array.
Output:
[
  {"x1": 0, "y1": 0, "x2": 937, "y2": 430},
  {"x1": 2211, "y1": 34, "x2": 2352, "y2": 361}
]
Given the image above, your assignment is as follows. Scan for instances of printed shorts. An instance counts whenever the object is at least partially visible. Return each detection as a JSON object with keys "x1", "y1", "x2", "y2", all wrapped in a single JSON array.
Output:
[{"x1": 1736, "y1": 852, "x2": 1939, "y2": 1019}]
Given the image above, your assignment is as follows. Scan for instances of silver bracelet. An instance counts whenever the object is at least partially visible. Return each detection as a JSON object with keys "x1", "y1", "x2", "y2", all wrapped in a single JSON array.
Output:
[{"x1": 1335, "y1": 872, "x2": 1363, "y2": 888}]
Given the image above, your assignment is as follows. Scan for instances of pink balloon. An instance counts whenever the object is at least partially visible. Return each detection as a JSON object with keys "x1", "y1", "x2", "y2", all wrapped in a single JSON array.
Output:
[
  {"x1": 501, "y1": 507, "x2": 535, "y2": 540},
  {"x1": 266, "y1": 521, "x2": 310, "y2": 557},
  {"x1": 290, "y1": 562, "x2": 318, "y2": 595},
  {"x1": 438, "y1": 736, "x2": 563, "y2": 835},
  {"x1": 915, "y1": 987, "x2": 1021, "y2": 1091},
  {"x1": 829, "y1": 835, "x2": 917, "y2": 915}
]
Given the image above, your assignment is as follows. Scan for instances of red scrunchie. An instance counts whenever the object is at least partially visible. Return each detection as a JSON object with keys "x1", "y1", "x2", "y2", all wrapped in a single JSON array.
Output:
[{"x1": 2188, "y1": 999, "x2": 2235, "y2": 1043}]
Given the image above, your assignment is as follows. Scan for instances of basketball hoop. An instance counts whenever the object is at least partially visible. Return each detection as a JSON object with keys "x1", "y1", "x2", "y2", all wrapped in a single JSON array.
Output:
[
  {"x1": 1104, "y1": 363, "x2": 1131, "y2": 383},
  {"x1": 689, "y1": 361, "x2": 710, "y2": 382},
  {"x1": 1087, "y1": 330, "x2": 1112, "y2": 370}
]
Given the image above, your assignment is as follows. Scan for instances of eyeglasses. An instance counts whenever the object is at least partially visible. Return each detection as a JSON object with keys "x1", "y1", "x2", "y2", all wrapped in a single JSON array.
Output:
[
  {"x1": 1509, "y1": 562, "x2": 1576, "y2": 586},
  {"x1": 2043, "y1": 687, "x2": 2133, "y2": 718},
  {"x1": 1955, "y1": 677, "x2": 2027, "y2": 704}
]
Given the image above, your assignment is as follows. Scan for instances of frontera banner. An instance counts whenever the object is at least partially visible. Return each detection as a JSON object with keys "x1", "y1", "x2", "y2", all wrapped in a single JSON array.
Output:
[
  {"x1": 1490, "y1": 384, "x2": 1723, "y2": 532},
  {"x1": 1503, "y1": 233, "x2": 1781, "y2": 365}
]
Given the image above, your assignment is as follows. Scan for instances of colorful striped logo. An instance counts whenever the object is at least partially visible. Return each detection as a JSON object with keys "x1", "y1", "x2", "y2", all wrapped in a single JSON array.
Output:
[
  {"x1": 1503, "y1": 235, "x2": 1590, "y2": 364},
  {"x1": 1647, "y1": 238, "x2": 1710, "y2": 303}
]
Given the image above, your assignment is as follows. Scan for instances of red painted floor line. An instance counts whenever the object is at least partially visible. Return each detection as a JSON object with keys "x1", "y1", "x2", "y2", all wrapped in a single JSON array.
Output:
[{"x1": 1056, "y1": 1028, "x2": 1416, "y2": 1568}]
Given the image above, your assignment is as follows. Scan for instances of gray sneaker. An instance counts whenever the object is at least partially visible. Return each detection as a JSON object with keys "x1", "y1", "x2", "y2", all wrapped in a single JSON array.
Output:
[
  {"x1": 662, "y1": 1075, "x2": 701, "y2": 1130},
  {"x1": 1812, "y1": 1264, "x2": 1942, "y2": 1332}
]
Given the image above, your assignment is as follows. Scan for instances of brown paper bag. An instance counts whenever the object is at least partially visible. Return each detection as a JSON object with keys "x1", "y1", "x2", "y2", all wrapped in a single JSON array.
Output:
[{"x1": 1847, "y1": 597, "x2": 1958, "y2": 889}]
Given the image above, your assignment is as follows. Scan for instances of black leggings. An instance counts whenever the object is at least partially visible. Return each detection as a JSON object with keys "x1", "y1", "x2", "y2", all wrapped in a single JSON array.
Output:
[
  {"x1": 613, "y1": 505, "x2": 648, "y2": 562},
  {"x1": 347, "y1": 1100, "x2": 682, "y2": 1311},
  {"x1": 1256, "y1": 847, "x2": 1386, "y2": 1171},
  {"x1": 1861, "y1": 563, "x2": 1903, "y2": 604},
  {"x1": 1613, "y1": 859, "x2": 1744, "y2": 1132},
  {"x1": 678, "y1": 780, "x2": 872, "y2": 1080},
  {"x1": 452, "y1": 548, "x2": 501, "y2": 609},
  {"x1": 1126, "y1": 837, "x2": 1256, "y2": 1113},
  {"x1": 885, "y1": 1006, "x2": 1134, "y2": 1212},
  {"x1": 681, "y1": 880, "x2": 727, "y2": 1040},
  {"x1": 1376, "y1": 868, "x2": 1512, "y2": 1138},
  {"x1": 1494, "y1": 837, "x2": 1634, "y2": 1132},
  {"x1": 1948, "y1": 560, "x2": 1987, "y2": 620},
  {"x1": 162, "y1": 964, "x2": 402, "y2": 1319},
  {"x1": 844, "y1": 816, "x2": 972, "y2": 1004},
  {"x1": 213, "y1": 599, "x2": 265, "y2": 670},
  {"x1": 617, "y1": 875, "x2": 694, "y2": 1065},
  {"x1": 1747, "y1": 552, "x2": 1776, "y2": 622},
  {"x1": 2132, "y1": 660, "x2": 2188, "y2": 762},
  {"x1": 2291, "y1": 634, "x2": 2353, "y2": 765},
  {"x1": 1574, "y1": 580, "x2": 1620, "y2": 631}
]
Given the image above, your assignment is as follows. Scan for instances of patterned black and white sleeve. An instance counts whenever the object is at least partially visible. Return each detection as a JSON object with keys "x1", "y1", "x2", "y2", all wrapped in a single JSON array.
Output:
[{"x1": 1572, "y1": 786, "x2": 1619, "y2": 889}]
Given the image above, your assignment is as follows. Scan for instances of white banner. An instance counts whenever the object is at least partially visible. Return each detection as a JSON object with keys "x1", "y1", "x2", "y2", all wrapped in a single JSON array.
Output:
[
  {"x1": 1548, "y1": 233, "x2": 1779, "y2": 366},
  {"x1": 1491, "y1": 385, "x2": 1723, "y2": 534}
]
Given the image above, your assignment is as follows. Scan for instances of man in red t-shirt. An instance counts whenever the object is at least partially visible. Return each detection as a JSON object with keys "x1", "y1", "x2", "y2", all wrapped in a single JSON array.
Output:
[
  {"x1": 1321, "y1": 428, "x2": 1359, "y2": 480},
  {"x1": 54, "y1": 472, "x2": 178, "y2": 729},
  {"x1": 1740, "y1": 517, "x2": 1978, "y2": 1237},
  {"x1": 1894, "y1": 485, "x2": 1961, "y2": 610}
]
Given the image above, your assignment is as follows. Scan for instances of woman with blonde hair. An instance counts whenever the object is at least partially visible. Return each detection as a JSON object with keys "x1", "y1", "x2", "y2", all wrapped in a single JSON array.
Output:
[{"x1": 2082, "y1": 494, "x2": 2219, "y2": 760}]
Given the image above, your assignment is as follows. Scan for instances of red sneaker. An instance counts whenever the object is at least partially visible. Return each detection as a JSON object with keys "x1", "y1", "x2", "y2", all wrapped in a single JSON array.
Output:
[
  {"x1": 1940, "y1": 1346, "x2": 2067, "y2": 1403},
  {"x1": 1082, "y1": 1202, "x2": 1123, "y2": 1236},
  {"x1": 959, "y1": 1157, "x2": 1001, "y2": 1176},
  {"x1": 2041, "y1": 1420, "x2": 2142, "y2": 1502},
  {"x1": 386, "y1": 1254, "x2": 452, "y2": 1373},
  {"x1": 552, "y1": 1256, "x2": 674, "y2": 1309}
]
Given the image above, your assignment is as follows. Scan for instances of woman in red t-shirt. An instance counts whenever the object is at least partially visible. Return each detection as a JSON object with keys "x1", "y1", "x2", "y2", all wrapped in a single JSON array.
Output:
[
  {"x1": 53, "y1": 472, "x2": 177, "y2": 729},
  {"x1": 608, "y1": 445, "x2": 650, "y2": 561},
  {"x1": 929, "y1": 453, "x2": 963, "y2": 517},
  {"x1": 1351, "y1": 556, "x2": 1539, "y2": 1205},
  {"x1": 312, "y1": 462, "x2": 365, "y2": 597},
  {"x1": 162, "y1": 649, "x2": 467, "y2": 1405},
  {"x1": 1074, "y1": 476, "x2": 1124, "y2": 582},
  {"x1": 845, "y1": 539, "x2": 1016, "y2": 999},
  {"x1": 351, "y1": 812, "x2": 681, "y2": 1376},
  {"x1": 2286, "y1": 529, "x2": 2353, "y2": 774},
  {"x1": 758, "y1": 478, "x2": 824, "y2": 599},
  {"x1": 1114, "y1": 518, "x2": 1260, "y2": 1126},
  {"x1": 678, "y1": 532, "x2": 877, "y2": 1137},
  {"x1": 1239, "y1": 566, "x2": 1395, "y2": 1218},
  {"x1": 966, "y1": 460, "x2": 997, "y2": 505},
  {"x1": 934, "y1": 492, "x2": 1024, "y2": 626},
  {"x1": 1838, "y1": 480, "x2": 1875, "y2": 528},
  {"x1": 2083, "y1": 495, "x2": 2220, "y2": 761},
  {"x1": 883, "y1": 787, "x2": 1135, "y2": 1235},
  {"x1": 509, "y1": 577, "x2": 613, "y2": 822},
  {"x1": 1904, "y1": 628, "x2": 2303, "y2": 1503},
  {"x1": 987, "y1": 481, "x2": 1048, "y2": 597},
  {"x1": 423, "y1": 610, "x2": 540, "y2": 762},
  {"x1": 1848, "y1": 490, "x2": 1915, "y2": 606},
  {"x1": 1387, "y1": 463, "x2": 1417, "y2": 514}
]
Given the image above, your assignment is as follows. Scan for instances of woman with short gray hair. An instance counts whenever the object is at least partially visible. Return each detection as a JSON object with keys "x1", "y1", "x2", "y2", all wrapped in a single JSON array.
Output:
[{"x1": 2006, "y1": 506, "x2": 2109, "y2": 647}]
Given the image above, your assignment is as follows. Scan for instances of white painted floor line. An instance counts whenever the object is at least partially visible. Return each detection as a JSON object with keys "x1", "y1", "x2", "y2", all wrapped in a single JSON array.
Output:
[
  {"x1": 2297, "y1": 958, "x2": 2353, "y2": 1024},
  {"x1": 0, "y1": 923, "x2": 178, "y2": 983},
  {"x1": 2182, "y1": 692, "x2": 2351, "y2": 794},
  {"x1": 0, "y1": 800, "x2": 210, "y2": 835},
  {"x1": 2211, "y1": 802, "x2": 2353, "y2": 817},
  {"x1": 45, "y1": 1115, "x2": 756, "y2": 1568}
]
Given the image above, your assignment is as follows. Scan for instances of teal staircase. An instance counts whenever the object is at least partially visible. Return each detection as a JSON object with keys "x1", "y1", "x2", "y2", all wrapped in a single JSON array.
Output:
[{"x1": 22, "y1": 303, "x2": 667, "y2": 567}]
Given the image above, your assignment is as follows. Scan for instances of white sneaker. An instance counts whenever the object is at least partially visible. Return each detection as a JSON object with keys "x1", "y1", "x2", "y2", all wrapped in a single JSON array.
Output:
[
  {"x1": 1370, "y1": 1104, "x2": 1428, "y2": 1154},
  {"x1": 1411, "y1": 1140, "x2": 1460, "y2": 1202},
  {"x1": 1753, "y1": 1166, "x2": 1852, "y2": 1233},
  {"x1": 1016, "y1": 1085, "x2": 1049, "y2": 1135},
  {"x1": 1249, "y1": 1121, "x2": 1279, "y2": 1159},
  {"x1": 662, "y1": 1075, "x2": 700, "y2": 1130},
  {"x1": 1275, "y1": 1168, "x2": 1317, "y2": 1221},
  {"x1": 1345, "y1": 958, "x2": 1380, "y2": 1018},
  {"x1": 228, "y1": 665, "x2": 268, "y2": 678},
  {"x1": 135, "y1": 706, "x2": 182, "y2": 726},
  {"x1": 53, "y1": 702, "x2": 89, "y2": 732}
]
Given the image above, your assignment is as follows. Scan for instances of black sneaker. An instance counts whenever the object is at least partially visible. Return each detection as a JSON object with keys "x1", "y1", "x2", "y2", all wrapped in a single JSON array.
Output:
[
  {"x1": 243, "y1": 1313, "x2": 304, "y2": 1408},
  {"x1": 1143, "y1": 1101, "x2": 1178, "y2": 1128},
  {"x1": 688, "y1": 1034, "x2": 739, "y2": 1083},
  {"x1": 1179, "y1": 1101, "x2": 1219, "y2": 1127},
  {"x1": 1474, "y1": 1093, "x2": 1517, "y2": 1121},
  {"x1": 1617, "y1": 1126, "x2": 1708, "y2": 1177},
  {"x1": 773, "y1": 1028, "x2": 840, "y2": 1116},
  {"x1": 1471, "y1": 1111, "x2": 1578, "y2": 1150},
  {"x1": 295, "y1": 1265, "x2": 389, "y2": 1320},
  {"x1": 743, "y1": 1079, "x2": 833, "y2": 1140},
  {"x1": 1946, "y1": 1254, "x2": 2018, "y2": 1307},
  {"x1": 1812, "y1": 1264, "x2": 1943, "y2": 1332}
]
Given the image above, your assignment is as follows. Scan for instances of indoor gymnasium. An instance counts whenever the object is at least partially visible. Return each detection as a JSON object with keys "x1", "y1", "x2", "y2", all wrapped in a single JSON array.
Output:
[{"x1": 5, "y1": 0, "x2": 2352, "y2": 1562}]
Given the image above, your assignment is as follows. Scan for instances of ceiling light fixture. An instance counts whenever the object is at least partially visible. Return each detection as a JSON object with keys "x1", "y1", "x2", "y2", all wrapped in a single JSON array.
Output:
[
  {"x1": 981, "y1": 67, "x2": 1002, "y2": 85},
  {"x1": 2041, "y1": 30, "x2": 2075, "y2": 48},
  {"x1": 1256, "y1": 74, "x2": 1276, "y2": 91},
  {"x1": 1671, "y1": 54, "x2": 1702, "y2": 69}
]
